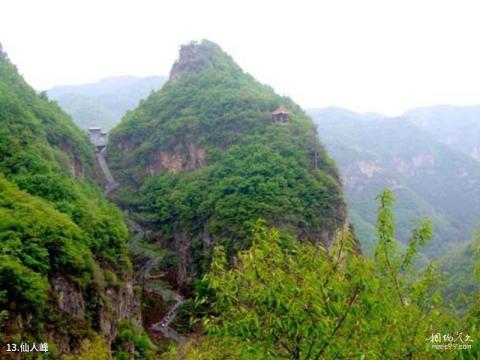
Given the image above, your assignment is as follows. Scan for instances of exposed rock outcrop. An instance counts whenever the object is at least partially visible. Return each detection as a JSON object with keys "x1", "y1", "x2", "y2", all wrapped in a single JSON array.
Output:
[
  {"x1": 357, "y1": 160, "x2": 382, "y2": 178},
  {"x1": 170, "y1": 42, "x2": 209, "y2": 81},
  {"x1": 169, "y1": 40, "x2": 236, "y2": 81},
  {"x1": 147, "y1": 143, "x2": 206, "y2": 175},
  {"x1": 52, "y1": 277, "x2": 86, "y2": 318},
  {"x1": 98, "y1": 279, "x2": 141, "y2": 345},
  {"x1": 49, "y1": 277, "x2": 141, "y2": 352}
]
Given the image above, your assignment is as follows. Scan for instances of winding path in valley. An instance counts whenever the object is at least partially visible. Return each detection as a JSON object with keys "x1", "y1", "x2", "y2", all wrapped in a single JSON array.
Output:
[
  {"x1": 97, "y1": 148, "x2": 119, "y2": 194},
  {"x1": 97, "y1": 147, "x2": 187, "y2": 343}
]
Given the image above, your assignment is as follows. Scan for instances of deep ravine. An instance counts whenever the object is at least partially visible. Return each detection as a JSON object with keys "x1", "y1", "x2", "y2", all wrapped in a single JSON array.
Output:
[{"x1": 97, "y1": 147, "x2": 187, "y2": 344}]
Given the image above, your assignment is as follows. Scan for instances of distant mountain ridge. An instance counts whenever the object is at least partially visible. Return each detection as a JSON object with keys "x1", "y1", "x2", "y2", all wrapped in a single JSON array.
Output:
[
  {"x1": 406, "y1": 105, "x2": 480, "y2": 161},
  {"x1": 309, "y1": 106, "x2": 480, "y2": 256},
  {"x1": 47, "y1": 75, "x2": 167, "y2": 131}
]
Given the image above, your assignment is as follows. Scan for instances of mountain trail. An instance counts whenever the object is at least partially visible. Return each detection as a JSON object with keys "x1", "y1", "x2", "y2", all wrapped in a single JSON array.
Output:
[{"x1": 97, "y1": 147, "x2": 187, "y2": 343}]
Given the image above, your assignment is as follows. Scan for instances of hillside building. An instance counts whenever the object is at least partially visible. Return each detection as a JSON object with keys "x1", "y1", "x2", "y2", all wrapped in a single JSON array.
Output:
[
  {"x1": 272, "y1": 107, "x2": 289, "y2": 122},
  {"x1": 88, "y1": 127, "x2": 107, "y2": 151}
]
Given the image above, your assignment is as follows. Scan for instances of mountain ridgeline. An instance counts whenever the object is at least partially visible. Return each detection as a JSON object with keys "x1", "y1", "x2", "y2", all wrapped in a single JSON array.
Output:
[
  {"x1": 47, "y1": 75, "x2": 167, "y2": 131},
  {"x1": 107, "y1": 40, "x2": 348, "y2": 285},
  {"x1": 406, "y1": 105, "x2": 480, "y2": 161},
  {"x1": 309, "y1": 108, "x2": 480, "y2": 256},
  {"x1": 0, "y1": 44, "x2": 141, "y2": 356}
]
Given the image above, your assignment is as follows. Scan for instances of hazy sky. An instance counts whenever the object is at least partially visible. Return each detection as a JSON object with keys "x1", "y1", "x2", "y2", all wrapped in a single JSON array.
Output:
[{"x1": 2, "y1": 0, "x2": 480, "y2": 115}]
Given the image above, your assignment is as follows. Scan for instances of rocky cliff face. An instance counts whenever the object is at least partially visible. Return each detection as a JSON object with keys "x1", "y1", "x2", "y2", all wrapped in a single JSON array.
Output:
[
  {"x1": 98, "y1": 280, "x2": 141, "y2": 344},
  {"x1": 146, "y1": 143, "x2": 207, "y2": 175},
  {"x1": 52, "y1": 277, "x2": 86, "y2": 319},
  {"x1": 48, "y1": 277, "x2": 141, "y2": 353}
]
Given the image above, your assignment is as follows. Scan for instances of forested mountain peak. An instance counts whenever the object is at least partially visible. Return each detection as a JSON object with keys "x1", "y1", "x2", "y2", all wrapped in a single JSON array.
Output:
[
  {"x1": 169, "y1": 39, "x2": 241, "y2": 81},
  {"x1": 108, "y1": 40, "x2": 347, "y2": 285}
]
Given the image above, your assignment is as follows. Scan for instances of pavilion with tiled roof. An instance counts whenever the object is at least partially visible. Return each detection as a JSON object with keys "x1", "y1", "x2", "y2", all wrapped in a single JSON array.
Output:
[{"x1": 272, "y1": 107, "x2": 289, "y2": 122}]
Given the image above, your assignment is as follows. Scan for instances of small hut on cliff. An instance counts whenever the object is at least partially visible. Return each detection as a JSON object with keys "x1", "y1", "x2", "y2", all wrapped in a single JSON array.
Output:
[{"x1": 272, "y1": 107, "x2": 289, "y2": 122}]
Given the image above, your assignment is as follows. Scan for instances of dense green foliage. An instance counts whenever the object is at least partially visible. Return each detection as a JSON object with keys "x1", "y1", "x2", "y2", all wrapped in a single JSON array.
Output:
[
  {"x1": 1, "y1": 177, "x2": 87, "y2": 314},
  {"x1": 108, "y1": 40, "x2": 345, "y2": 282},
  {"x1": 0, "y1": 63, "x2": 94, "y2": 179},
  {"x1": 440, "y1": 237, "x2": 480, "y2": 311},
  {"x1": 0, "y1": 46, "x2": 130, "y2": 349},
  {"x1": 112, "y1": 322, "x2": 156, "y2": 359},
  {"x1": 164, "y1": 191, "x2": 480, "y2": 359},
  {"x1": 140, "y1": 142, "x2": 344, "y2": 277},
  {"x1": 63, "y1": 336, "x2": 112, "y2": 360},
  {"x1": 47, "y1": 76, "x2": 167, "y2": 131}
]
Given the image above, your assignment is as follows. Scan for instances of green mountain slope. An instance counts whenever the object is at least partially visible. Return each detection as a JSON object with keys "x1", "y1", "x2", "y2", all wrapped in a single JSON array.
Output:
[
  {"x1": 47, "y1": 75, "x2": 167, "y2": 131},
  {"x1": 107, "y1": 40, "x2": 347, "y2": 285},
  {"x1": 309, "y1": 107, "x2": 480, "y2": 256},
  {"x1": 0, "y1": 44, "x2": 138, "y2": 355},
  {"x1": 439, "y1": 239, "x2": 480, "y2": 310}
]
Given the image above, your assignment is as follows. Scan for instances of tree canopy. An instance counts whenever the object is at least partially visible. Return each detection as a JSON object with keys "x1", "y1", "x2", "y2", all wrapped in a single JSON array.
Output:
[
  {"x1": 165, "y1": 190, "x2": 479, "y2": 359},
  {"x1": 0, "y1": 44, "x2": 131, "y2": 351}
]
